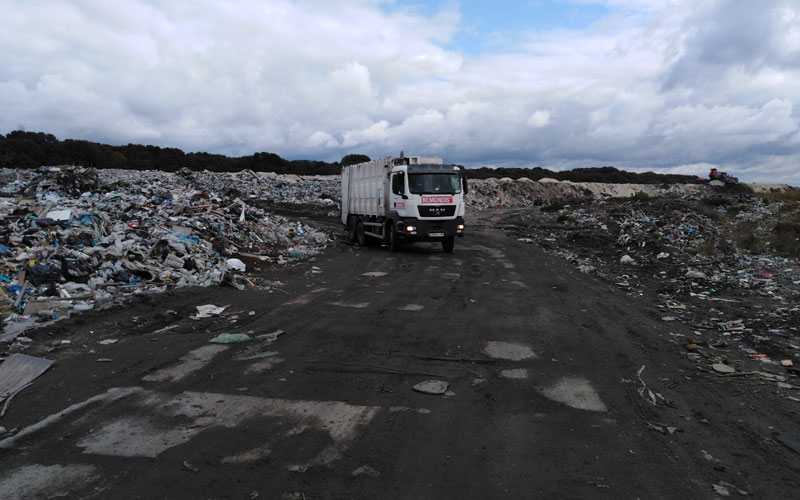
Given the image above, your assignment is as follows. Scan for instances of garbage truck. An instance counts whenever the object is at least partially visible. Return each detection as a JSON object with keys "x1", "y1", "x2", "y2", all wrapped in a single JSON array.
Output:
[{"x1": 341, "y1": 153, "x2": 467, "y2": 252}]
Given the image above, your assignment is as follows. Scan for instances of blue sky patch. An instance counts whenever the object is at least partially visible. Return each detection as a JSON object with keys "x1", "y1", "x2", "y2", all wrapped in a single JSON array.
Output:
[{"x1": 389, "y1": 0, "x2": 611, "y2": 53}]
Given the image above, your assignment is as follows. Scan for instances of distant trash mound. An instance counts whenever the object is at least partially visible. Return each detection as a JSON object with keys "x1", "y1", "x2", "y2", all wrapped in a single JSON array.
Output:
[{"x1": 0, "y1": 166, "x2": 332, "y2": 340}]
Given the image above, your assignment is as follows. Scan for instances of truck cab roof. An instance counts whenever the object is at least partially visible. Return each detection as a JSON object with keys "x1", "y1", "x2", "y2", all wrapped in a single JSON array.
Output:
[{"x1": 404, "y1": 164, "x2": 459, "y2": 174}]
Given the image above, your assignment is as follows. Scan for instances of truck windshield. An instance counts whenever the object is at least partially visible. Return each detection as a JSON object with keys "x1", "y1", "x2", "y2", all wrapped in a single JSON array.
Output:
[{"x1": 408, "y1": 173, "x2": 462, "y2": 195}]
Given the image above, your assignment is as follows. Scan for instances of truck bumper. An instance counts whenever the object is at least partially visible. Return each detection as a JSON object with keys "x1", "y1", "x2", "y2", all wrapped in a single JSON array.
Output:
[{"x1": 395, "y1": 216, "x2": 465, "y2": 242}]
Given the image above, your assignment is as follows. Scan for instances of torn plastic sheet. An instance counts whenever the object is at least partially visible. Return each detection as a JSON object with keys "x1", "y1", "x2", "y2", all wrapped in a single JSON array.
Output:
[
  {"x1": 209, "y1": 330, "x2": 285, "y2": 344},
  {"x1": 0, "y1": 354, "x2": 55, "y2": 414},
  {"x1": 191, "y1": 304, "x2": 229, "y2": 319},
  {"x1": 226, "y1": 258, "x2": 246, "y2": 272},
  {"x1": 209, "y1": 333, "x2": 252, "y2": 344},
  {"x1": 0, "y1": 318, "x2": 38, "y2": 343},
  {"x1": 256, "y1": 330, "x2": 285, "y2": 342},
  {"x1": 45, "y1": 209, "x2": 72, "y2": 221}
]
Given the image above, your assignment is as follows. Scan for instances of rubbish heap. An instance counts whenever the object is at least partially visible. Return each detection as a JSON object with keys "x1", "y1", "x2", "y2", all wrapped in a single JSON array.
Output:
[
  {"x1": 0, "y1": 166, "x2": 331, "y2": 341},
  {"x1": 159, "y1": 168, "x2": 341, "y2": 209},
  {"x1": 509, "y1": 191, "x2": 800, "y2": 392},
  {"x1": 464, "y1": 177, "x2": 707, "y2": 210}
]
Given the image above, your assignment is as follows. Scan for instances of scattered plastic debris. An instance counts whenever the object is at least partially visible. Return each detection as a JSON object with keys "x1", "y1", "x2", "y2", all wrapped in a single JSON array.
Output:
[
  {"x1": 647, "y1": 421, "x2": 681, "y2": 435},
  {"x1": 712, "y1": 363, "x2": 735, "y2": 374},
  {"x1": 208, "y1": 330, "x2": 285, "y2": 344},
  {"x1": 712, "y1": 481, "x2": 748, "y2": 496},
  {"x1": 351, "y1": 465, "x2": 381, "y2": 478},
  {"x1": 412, "y1": 380, "x2": 449, "y2": 395},
  {"x1": 191, "y1": 304, "x2": 229, "y2": 320},
  {"x1": 226, "y1": 258, "x2": 246, "y2": 272},
  {"x1": 256, "y1": 330, "x2": 285, "y2": 343},
  {"x1": 181, "y1": 461, "x2": 199, "y2": 473},
  {"x1": 209, "y1": 333, "x2": 252, "y2": 344}
]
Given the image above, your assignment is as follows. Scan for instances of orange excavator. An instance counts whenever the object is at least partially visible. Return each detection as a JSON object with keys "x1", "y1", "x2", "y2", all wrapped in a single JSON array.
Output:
[{"x1": 709, "y1": 168, "x2": 738, "y2": 184}]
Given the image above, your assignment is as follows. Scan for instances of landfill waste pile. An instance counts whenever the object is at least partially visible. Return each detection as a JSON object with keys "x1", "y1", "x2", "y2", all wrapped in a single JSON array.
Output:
[
  {"x1": 0, "y1": 166, "x2": 332, "y2": 342},
  {"x1": 163, "y1": 168, "x2": 341, "y2": 216},
  {"x1": 3, "y1": 164, "x2": 797, "y2": 387},
  {"x1": 464, "y1": 177, "x2": 708, "y2": 210},
  {"x1": 504, "y1": 186, "x2": 800, "y2": 399}
]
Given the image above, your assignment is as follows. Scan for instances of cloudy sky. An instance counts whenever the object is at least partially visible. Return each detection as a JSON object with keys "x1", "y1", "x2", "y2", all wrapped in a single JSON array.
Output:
[{"x1": 2, "y1": 0, "x2": 800, "y2": 183}]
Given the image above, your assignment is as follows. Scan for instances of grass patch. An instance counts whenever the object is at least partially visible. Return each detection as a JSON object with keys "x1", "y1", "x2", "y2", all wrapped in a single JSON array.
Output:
[
  {"x1": 724, "y1": 220, "x2": 767, "y2": 255},
  {"x1": 702, "y1": 196, "x2": 728, "y2": 207},
  {"x1": 716, "y1": 202, "x2": 800, "y2": 258},
  {"x1": 770, "y1": 221, "x2": 800, "y2": 258},
  {"x1": 725, "y1": 204, "x2": 747, "y2": 218},
  {"x1": 541, "y1": 199, "x2": 567, "y2": 212},
  {"x1": 555, "y1": 212, "x2": 574, "y2": 224},
  {"x1": 759, "y1": 188, "x2": 800, "y2": 203},
  {"x1": 606, "y1": 190, "x2": 652, "y2": 203},
  {"x1": 777, "y1": 201, "x2": 800, "y2": 217},
  {"x1": 696, "y1": 238, "x2": 720, "y2": 256}
]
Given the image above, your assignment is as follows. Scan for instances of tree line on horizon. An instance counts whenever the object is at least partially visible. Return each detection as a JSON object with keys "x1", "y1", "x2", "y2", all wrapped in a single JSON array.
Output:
[{"x1": 0, "y1": 130, "x2": 702, "y2": 184}]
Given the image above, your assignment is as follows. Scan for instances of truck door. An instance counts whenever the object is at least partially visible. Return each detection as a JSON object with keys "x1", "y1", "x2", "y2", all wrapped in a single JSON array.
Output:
[{"x1": 390, "y1": 171, "x2": 407, "y2": 213}]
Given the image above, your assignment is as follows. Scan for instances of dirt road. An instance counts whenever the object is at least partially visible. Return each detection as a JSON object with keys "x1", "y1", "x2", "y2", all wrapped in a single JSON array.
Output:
[{"x1": 1, "y1": 211, "x2": 798, "y2": 499}]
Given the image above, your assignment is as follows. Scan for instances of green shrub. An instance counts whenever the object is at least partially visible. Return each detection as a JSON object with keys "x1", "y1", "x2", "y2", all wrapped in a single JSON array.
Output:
[
  {"x1": 725, "y1": 205, "x2": 747, "y2": 218},
  {"x1": 777, "y1": 201, "x2": 800, "y2": 216},
  {"x1": 555, "y1": 213, "x2": 574, "y2": 224},
  {"x1": 541, "y1": 199, "x2": 567, "y2": 212},
  {"x1": 697, "y1": 238, "x2": 720, "y2": 256},
  {"x1": 725, "y1": 221, "x2": 766, "y2": 255},
  {"x1": 702, "y1": 196, "x2": 728, "y2": 207}
]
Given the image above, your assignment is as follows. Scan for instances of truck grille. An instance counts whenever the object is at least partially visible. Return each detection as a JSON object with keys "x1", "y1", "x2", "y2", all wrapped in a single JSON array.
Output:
[{"x1": 418, "y1": 205, "x2": 455, "y2": 217}]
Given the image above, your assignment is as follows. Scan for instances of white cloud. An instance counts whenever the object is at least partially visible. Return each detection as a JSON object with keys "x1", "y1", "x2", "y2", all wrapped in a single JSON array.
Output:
[
  {"x1": 0, "y1": 0, "x2": 799, "y2": 184},
  {"x1": 342, "y1": 120, "x2": 391, "y2": 147},
  {"x1": 306, "y1": 130, "x2": 340, "y2": 149},
  {"x1": 647, "y1": 99, "x2": 798, "y2": 162},
  {"x1": 527, "y1": 110, "x2": 550, "y2": 128},
  {"x1": 644, "y1": 162, "x2": 717, "y2": 178}
]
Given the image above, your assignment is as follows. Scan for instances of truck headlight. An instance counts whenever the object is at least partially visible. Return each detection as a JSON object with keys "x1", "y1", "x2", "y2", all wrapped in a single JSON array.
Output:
[
  {"x1": 457, "y1": 224, "x2": 465, "y2": 231},
  {"x1": 405, "y1": 225, "x2": 416, "y2": 233}
]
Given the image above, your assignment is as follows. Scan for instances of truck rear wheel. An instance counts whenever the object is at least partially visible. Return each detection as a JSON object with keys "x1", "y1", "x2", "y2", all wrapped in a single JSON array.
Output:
[
  {"x1": 442, "y1": 236, "x2": 454, "y2": 253},
  {"x1": 356, "y1": 220, "x2": 367, "y2": 247},
  {"x1": 348, "y1": 218, "x2": 358, "y2": 243}
]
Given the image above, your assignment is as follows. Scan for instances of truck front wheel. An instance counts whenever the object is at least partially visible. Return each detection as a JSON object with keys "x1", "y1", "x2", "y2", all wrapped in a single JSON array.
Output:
[{"x1": 442, "y1": 236, "x2": 455, "y2": 253}]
